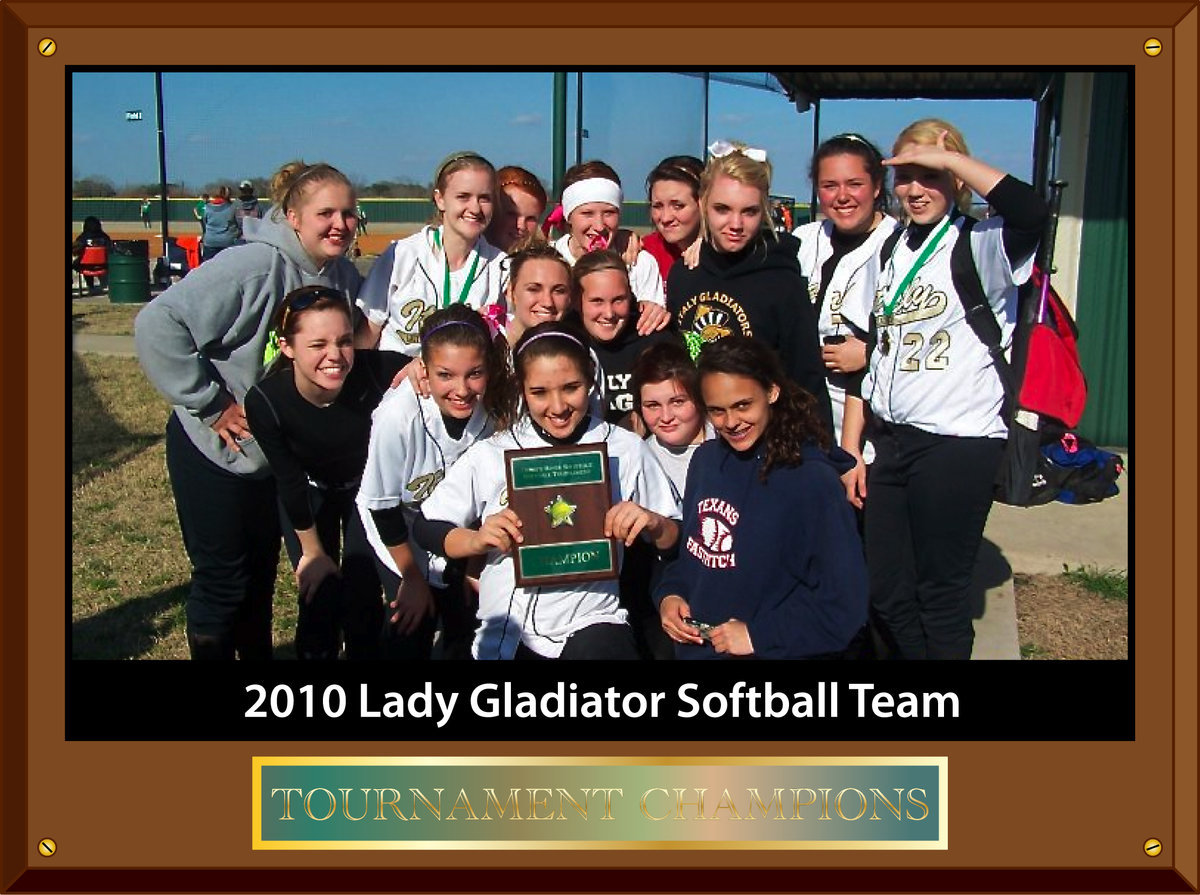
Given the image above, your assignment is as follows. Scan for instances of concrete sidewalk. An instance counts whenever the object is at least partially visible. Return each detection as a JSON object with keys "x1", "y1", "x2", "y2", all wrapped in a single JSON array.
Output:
[
  {"x1": 970, "y1": 457, "x2": 1129, "y2": 659},
  {"x1": 72, "y1": 332, "x2": 138, "y2": 357},
  {"x1": 70, "y1": 331, "x2": 1130, "y2": 660}
]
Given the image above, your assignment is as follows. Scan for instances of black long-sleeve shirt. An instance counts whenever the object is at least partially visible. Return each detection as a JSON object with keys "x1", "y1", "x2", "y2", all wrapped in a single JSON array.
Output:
[{"x1": 243, "y1": 350, "x2": 406, "y2": 530}]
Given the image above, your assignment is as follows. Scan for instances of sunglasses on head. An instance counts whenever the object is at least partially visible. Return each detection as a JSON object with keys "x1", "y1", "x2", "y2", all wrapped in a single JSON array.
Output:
[{"x1": 278, "y1": 286, "x2": 346, "y2": 333}]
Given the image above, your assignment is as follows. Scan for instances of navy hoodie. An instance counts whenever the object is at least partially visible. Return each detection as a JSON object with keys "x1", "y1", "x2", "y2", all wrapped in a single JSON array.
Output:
[
  {"x1": 653, "y1": 437, "x2": 867, "y2": 659},
  {"x1": 668, "y1": 232, "x2": 833, "y2": 438}
]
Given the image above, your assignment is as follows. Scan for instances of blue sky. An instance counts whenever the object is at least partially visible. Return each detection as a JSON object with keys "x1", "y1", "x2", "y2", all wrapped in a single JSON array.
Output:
[{"x1": 71, "y1": 71, "x2": 1036, "y2": 202}]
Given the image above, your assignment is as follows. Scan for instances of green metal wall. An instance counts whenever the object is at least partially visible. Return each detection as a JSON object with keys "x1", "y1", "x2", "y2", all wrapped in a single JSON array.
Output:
[
  {"x1": 1075, "y1": 72, "x2": 1129, "y2": 448},
  {"x1": 71, "y1": 197, "x2": 439, "y2": 225}
]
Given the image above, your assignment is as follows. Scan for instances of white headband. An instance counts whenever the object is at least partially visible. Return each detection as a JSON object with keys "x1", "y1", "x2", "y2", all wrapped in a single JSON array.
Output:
[
  {"x1": 708, "y1": 140, "x2": 768, "y2": 163},
  {"x1": 561, "y1": 178, "x2": 623, "y2": 219}
]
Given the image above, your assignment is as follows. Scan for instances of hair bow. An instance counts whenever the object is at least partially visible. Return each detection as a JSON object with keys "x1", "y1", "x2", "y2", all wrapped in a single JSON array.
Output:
[
  {"x1": 480, "y1": 303, "x2": 508, "y2": 339},
  {"x1": 541, "y1": 203, "x2": 565, "y2": 237},
  {"x1": 708, "y1": 140, "x2": 767, "y2": 163}
]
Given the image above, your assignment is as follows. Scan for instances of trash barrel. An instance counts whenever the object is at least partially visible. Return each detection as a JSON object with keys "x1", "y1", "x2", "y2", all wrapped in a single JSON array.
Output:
[{"x1": 109, "y1": 239, "x2": 151, "y2": 303}]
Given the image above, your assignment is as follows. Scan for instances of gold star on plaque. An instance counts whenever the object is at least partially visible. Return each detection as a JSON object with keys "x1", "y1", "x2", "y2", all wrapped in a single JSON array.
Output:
[{"x1": 544, "y1": 494, "x2": 578, "y2": 528}]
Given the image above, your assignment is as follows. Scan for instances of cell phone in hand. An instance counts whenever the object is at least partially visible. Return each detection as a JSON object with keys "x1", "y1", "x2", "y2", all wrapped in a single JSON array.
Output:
[
  {"x1": 683, "y1": 617, "x2": 715, "y2": 640},
  {"x1": 822, "y1": 334, "x2": 847, "y2": 345}
]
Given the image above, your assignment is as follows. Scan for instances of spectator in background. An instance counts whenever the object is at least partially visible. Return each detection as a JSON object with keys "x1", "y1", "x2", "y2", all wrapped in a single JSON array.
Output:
[
  {"x1": 771, "y1": 201, "x2": 786, "y2": 232},
  {"x1": 193, "y1": 193, "x2": 209, "y2": 237},
  {"x1": 236, "y1": 180, "x2": 262, "y2": 234},
  {"x1": 72, "y1": 215, "x2": 112, "y2": 294},
  {"x1": 140, "y1": 198, "x2": 152, "y2": 229},
  {"x1": 202, "y1": 186, "x2": 239, "y2": 261},
  {"x1": 355, "y1": 202, "x2": 368, "y2": 235}
]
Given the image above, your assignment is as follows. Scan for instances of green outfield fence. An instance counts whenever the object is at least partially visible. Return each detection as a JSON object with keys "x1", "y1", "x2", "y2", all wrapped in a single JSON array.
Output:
[{"x1": 72, "y1": 197, "x2": 811, "y2": 230}]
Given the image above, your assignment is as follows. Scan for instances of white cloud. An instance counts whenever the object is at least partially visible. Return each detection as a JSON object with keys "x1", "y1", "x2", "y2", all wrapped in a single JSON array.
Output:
[{"x1": 510, "y1": 113, "x2": 542, "y2": 127}]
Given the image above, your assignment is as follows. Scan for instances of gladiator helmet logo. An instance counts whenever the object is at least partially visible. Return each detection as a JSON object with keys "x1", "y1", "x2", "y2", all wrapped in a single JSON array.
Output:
[{"x1": 692, "y1": 304, "x2": 733, "y2": 342}]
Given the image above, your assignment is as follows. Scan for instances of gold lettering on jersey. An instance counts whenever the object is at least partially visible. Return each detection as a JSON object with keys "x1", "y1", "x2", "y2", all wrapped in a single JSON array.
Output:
[
  {"x1": 406, "y1": 469, "x2": 445, "y2": 505},
  {"x1": 395, "y1": 298, "x2": 436, "y2": 346},
  {"x1": 676, "y1": 293, "x2": 753, "y2": 345},
  {"x1": 875, "y1": 278, "x2": 948, "y2": 327},
  {"x1": 827, "y1": 290, "x2": 845, "y2": 326},
  {"x1": 896, "y1": 330, "x2": 953, "y2": 373}
]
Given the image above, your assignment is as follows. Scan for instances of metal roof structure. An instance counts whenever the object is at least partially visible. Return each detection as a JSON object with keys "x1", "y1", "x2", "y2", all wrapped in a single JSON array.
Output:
[{"x1": 771, "y1": 71, "x2": 1053, "y2": 104}]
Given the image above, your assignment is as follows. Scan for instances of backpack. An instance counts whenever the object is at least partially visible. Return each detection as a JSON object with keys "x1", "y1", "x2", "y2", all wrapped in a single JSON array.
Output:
[{"x1": 946, "y1": 216, "x2": 1119, "y2": 506}]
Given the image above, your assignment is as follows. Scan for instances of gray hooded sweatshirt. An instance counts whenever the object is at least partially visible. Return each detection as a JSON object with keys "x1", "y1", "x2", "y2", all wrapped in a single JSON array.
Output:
[{"x1": 135, "y1": 210, "x2": 361, "y2": 477}]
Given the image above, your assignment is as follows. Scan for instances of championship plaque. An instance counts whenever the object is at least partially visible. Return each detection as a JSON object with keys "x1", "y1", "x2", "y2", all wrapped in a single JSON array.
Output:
[{"x1": 504, "y1": 443, "x2": 617, "y2": 588}]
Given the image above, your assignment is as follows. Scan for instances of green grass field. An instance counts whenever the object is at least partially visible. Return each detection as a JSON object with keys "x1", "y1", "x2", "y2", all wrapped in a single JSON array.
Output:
[
  {"x1": 71, "y1": 350, "x2": 299, "y2": 659},
  {"x1": 71, "y1": 299, "x2": 142, "y2": 336}
]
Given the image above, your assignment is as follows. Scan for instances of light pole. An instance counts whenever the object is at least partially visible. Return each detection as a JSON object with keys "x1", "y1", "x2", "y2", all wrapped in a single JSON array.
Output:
[{"x1": 154, "y1": 72, "x2": 169, "y2": 275}]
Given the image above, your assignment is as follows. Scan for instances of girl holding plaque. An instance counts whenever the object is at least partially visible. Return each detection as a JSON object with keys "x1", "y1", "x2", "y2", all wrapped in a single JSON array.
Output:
[
  {"x1": 656, "y1": 336, "x2": 867, "y2": 660},
  {"x1": 413, "y1": 322, "x2": 681, "y2": 660}
]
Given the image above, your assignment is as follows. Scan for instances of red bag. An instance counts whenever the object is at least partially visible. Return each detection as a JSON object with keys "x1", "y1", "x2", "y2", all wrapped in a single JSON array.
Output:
[{"x1": 1017, "y1": 267, "x2": 1087, "y2": 428}]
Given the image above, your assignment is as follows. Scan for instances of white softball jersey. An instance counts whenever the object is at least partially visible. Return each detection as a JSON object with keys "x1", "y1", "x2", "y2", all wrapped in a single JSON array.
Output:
[
  {"x1": 552, "y1": 234, "x2": 666, "y2": 308},
  {"x1": 357, "y1": 225, "x2": 509, "y2": 356},
  {"x1": 862, "y1": 214, "x2": 1035, "y2": 439},
  {"x1": 419, "y1": 415, "x2": 681, "y2": 660},
  {"x1": 356, "y1": 379, "x2": 493, "y2": 587},
  {"x1": 794, "y1": 216, "x2": 900, "y2": 455}
]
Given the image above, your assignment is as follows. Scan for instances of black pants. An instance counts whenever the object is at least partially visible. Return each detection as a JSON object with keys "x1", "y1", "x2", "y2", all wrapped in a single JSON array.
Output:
[
  {"x1": 864, "y1": 422, "x2": 1003, "y2": 660},
  {"x1": 165, "y1": 414, "x2": 278, "y2": 660},
  {"x1": 374, "y1": 559, "x2": 478, "y2": 661},
  {"x1": 279, "y1": 487, "x2": 383, "y2": 660},
  {"x1": 619, "y1": 541, "x2": 675, "y2": 660},
  {"x1": 514, "y1": 623, "x2": 640, "y2": 660}
]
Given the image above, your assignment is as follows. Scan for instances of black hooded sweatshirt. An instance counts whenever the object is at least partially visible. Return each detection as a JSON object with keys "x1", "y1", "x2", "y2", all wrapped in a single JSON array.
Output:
[{"x1": 667, "y1": 232, "x2": 833, "y2": 438}]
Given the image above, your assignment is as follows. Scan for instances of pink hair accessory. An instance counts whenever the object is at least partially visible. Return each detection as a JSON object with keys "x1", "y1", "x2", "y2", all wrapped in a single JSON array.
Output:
[
  {"x1": 480, "y1": 303, "x2": 508, "y2": 339},
  {"x1": 541, "y1": 203, "x2": 565, "y2": 237}
]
